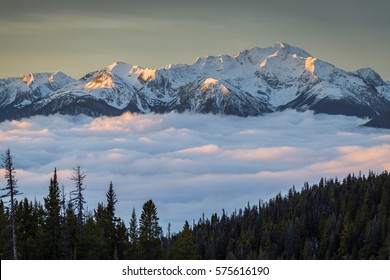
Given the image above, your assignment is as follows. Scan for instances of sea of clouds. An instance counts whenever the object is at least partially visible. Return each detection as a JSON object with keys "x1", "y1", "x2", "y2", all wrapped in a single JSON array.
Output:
[{"x1": 1, "y1": 110, "x2": 390, "y2": 232}]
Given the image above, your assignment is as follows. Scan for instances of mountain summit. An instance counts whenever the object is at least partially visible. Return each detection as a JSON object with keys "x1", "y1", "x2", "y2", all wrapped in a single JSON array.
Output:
[{"x1": 1, "y1": 43, "x2": 389, "y2": 122}]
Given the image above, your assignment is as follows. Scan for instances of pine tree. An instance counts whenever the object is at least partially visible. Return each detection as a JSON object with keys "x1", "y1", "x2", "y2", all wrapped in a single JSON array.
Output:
[
  {"x1": 92, "y1": 203, "x2": 109, "y2": 259},
  {"x1": 0, "y1": 200, "x2": 8, "y2": 259},
  {"x1": 43, "y1": 168, "x2": 62, "y2": 259},
  {"x1": 31, "y1": 199, "x2": 46, "y2": 259},
  {"x1": 139, "y1": 199, "x2": 162, "y2": 259},
  {"x1": 106, "y1": 182, "x2": 119, "y2": 258},
  {"x1": 169, "y1": 220, "x2": 198, "y2": 259},
  {"x1": 116, "y1": 219, "x2": 129, "y2": 259},
  {"x1": 79, "y1": 214, "x2": 100, "y2": 259},
  {"x1": 64, "y1": 201, "x2": 78, "y2": 259},
  {"x1": 1, "y1": 149, "x2": 21, "y2": 259},
  {"x1": 128, "y1": 207, "x2": 139, "y2": 259},
  {"x1": 70, "y1": 166, "x2": 86, "y2": 234},
  {"x1": 16, "y1": 198, "x2": 34, "y2": 259}
]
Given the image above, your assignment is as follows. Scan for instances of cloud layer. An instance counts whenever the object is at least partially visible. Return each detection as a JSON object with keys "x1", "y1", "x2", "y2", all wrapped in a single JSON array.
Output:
[{"x1": 1, "y1": 110, "x2": 390, "y2": 232}]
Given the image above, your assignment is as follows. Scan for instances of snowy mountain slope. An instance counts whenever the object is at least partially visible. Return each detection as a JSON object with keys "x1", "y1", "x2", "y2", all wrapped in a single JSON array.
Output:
[
  {"x1": 172, "y1": 78, "x2": 271, "y2": 116},
  {"x1": 0, "y1": 72, "x2": 75, "y2": 108},
  {"x1": 1, "y1": 42, "x2": 390, "y2": 121}
]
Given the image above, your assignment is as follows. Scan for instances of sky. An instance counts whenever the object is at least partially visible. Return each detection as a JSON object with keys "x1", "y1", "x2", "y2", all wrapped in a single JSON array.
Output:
[
  {"x1": 1, "y1": 111, "x2": 390, "y2": 232},
  {"x1": 0, "y1": 0, "x2": 389, "y2": 81}
]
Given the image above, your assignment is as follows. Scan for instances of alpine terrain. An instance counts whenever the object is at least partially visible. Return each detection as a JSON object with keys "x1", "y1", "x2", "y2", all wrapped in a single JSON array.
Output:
[{"x1": 1, "y1": 42, "x2": 389, "y2": 124}]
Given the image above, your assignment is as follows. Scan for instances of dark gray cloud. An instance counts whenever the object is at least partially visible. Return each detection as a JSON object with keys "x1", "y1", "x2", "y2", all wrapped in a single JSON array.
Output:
[
  {"x1": 2, "y1": 0, "x2": 388, "y2": 25},
  {"x1": 0, "y1": 0, "x2": 387, "y2": 33},
  {"x1": 1, "y1": 111, "x2": 390, "y2": 231}
]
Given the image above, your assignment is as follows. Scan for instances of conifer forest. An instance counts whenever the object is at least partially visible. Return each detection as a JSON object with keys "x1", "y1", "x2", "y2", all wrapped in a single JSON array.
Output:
[{"x1": 1, "y1": 149, "x2": 390, "y2": 260}]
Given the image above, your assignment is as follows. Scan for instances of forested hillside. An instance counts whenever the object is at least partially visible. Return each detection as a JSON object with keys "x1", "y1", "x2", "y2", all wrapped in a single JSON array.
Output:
[
  {"x1": 1, "y1": 152, "x2": 390, "y2": 259},
  {"x1": 185, "y1": 172, "x2": 390, "y2": 260}
]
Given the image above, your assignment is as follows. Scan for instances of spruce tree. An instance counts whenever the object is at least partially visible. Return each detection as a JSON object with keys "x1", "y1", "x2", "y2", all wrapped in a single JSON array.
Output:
[
  {"x1": 116, "y1": 219, "x2": 128, "y2": 259},
  {"x1": 70, "y1": 166, "x2": 86, "y2": 234},
  {"x1": 16, "y1": 198, "x2": 34, "y2": 259},
  {"x1": 1, "y1": 149, "x2": 21, "y2": 259},
  {"x1": 106, "y1": 182, "x2": 119, "y2": 258},
  {"x1": 139, "y1": 199, "x2": 162, "y2": 259},
  {"x1": 64, "y1": 201, "x2": 78, "y2": 259},
  {"x1": 0, "y1": 200, "x2": 8, "y2": 259},
  {"x1": 44, "y1": 168, "x2": 62, "y2": 259},
  {"x1": 32, "y1": 199, "x2": 46, "y2": 259},
  {"x1": 128, "y1": 207, "x2": 139, "y2": 259},
  {"x1": 169, "y1": 220, "x2": 198, "y2": 259}
]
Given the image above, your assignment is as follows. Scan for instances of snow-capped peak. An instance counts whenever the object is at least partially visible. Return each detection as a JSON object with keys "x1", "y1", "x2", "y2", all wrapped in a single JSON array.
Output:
[
  {"x1": 85, "y1": 70, "x2": 115, "y2": 89},
  {"x1": 356, "y1": 67, "x2": 384, "y2": 87},
  {"x1": 107, "y1": 61, "x2": 133, "y2": 77},
  {"x1": 199, "y1": 78, "x2": 231, "y2": 95},
  {"x1": 21, "y1": 73, "x2": 51, "y2": 87},
  {"x1": 233, "y1": 42, "x2": 311, "y2": 67},
  {"x1": 48, "y1": 71, "x2": 75, "y2": 88},
  {"x1": 272, "y1": 41, "x2": 311, "y2": 58},
  {"x1": 21, "y1": 73, "x2": 35, "y2": 86},
  {"x1": 21, "y1": 71, "x2": 74, "y2": 90},
  {"x1": 105, "y1": 62, "x2": 157, "y2": 82}
]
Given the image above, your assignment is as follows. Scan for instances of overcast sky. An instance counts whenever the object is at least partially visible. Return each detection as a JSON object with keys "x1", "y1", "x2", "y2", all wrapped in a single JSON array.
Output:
[{"x1": 0, "y1": 0, "x2": 389, "y2": 80}]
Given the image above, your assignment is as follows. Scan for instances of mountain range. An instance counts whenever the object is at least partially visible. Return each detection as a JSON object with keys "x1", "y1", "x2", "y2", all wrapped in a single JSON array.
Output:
[{"x1": 1, "y1": 42, "x2": 389, "y2": 127}]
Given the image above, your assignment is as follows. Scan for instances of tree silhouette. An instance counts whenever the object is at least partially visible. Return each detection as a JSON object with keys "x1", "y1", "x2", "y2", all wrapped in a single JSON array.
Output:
[
  {"x1": 1, "y1": 149, "x2": 21, "y2": 259},
  {"x1": 43, "y1": 168, "x2": 62, "y2": 259},
  {"x1": 139, "y1": 199, "x2": 162, "y2": 259},
  {"x1": 70, "y1": 166, "x2": 86, "y2": 234}
]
